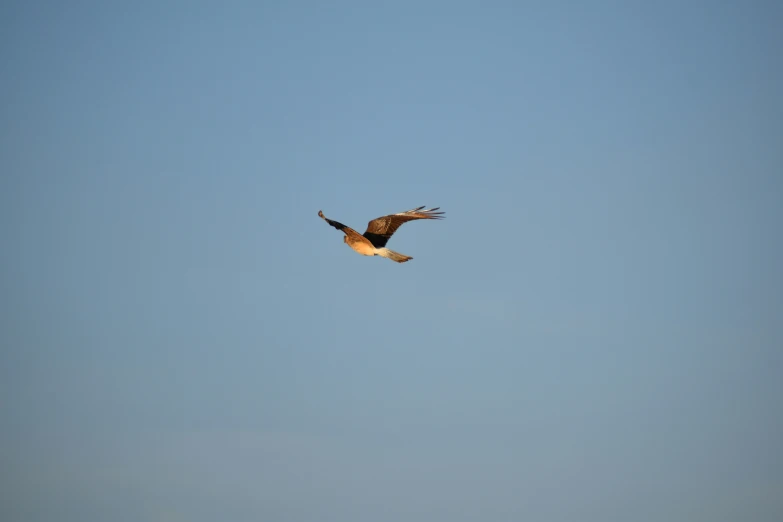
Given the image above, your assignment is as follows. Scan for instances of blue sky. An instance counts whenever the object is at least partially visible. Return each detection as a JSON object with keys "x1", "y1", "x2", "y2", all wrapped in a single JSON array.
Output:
[{"x1": 1, "y1": 1, "x2": 782, "y2": 521}]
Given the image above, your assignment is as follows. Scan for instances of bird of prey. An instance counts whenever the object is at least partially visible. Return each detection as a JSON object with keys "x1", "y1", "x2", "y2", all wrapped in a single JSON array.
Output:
[{"x1": 318, "y1": 206, "x2": 445, "y2": 263}]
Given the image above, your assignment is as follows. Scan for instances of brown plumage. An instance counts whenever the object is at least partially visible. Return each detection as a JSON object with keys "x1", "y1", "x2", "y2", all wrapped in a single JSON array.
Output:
[{"x1": 318, "y1": 206, "x2": 445, "y2": 263}]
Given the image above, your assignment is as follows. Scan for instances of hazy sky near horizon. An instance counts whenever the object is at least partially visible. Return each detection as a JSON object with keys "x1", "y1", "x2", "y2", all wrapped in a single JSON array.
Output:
[{"x1": 2, "y1": 1, "x2": 782, "y2": 521}]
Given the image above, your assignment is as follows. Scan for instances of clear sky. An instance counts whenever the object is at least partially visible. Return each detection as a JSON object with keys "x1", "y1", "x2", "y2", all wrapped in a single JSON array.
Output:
[{"x1": 1, "y1": 1, "x2": 782, "y2": 521}]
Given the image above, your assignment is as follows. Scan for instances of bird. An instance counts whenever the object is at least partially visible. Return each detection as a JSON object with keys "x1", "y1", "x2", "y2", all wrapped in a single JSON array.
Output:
[{"x1": 318, "y1": 206, "x2": 445, "y2": 263}]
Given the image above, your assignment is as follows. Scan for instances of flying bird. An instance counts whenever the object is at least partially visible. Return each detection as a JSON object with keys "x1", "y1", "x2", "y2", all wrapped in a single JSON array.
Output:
[{"x1": 318, "y1": 206, "x2": 445, "y2": 263}]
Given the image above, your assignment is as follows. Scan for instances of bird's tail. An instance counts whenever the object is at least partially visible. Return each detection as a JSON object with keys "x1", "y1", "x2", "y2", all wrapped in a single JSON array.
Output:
[{"x1": 377, "y1": 248, "x2": 412, "y2": 263}]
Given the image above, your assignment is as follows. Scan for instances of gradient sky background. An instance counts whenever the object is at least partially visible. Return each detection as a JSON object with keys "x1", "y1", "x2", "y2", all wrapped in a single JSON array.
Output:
[{"x1": 1, "y1": 1, "x2": 782, "y2": 521}]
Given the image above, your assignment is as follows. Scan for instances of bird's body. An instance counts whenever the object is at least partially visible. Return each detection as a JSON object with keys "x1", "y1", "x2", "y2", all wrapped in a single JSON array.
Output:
[
  {"x1": 318, "y1": 206, "x2": 445, "y2": 263},
  {"x1": 343, "y1": 233, "x2": 377, "y2": 256}
]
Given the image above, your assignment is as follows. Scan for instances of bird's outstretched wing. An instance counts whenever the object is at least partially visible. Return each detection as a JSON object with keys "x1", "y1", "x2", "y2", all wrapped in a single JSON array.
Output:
[
  {"x1": 363, "y1": 206, "x2": 445, "y2": 248},
  {"x1": 318, "y1": 210, "x2": 365, "y2": 241}
]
